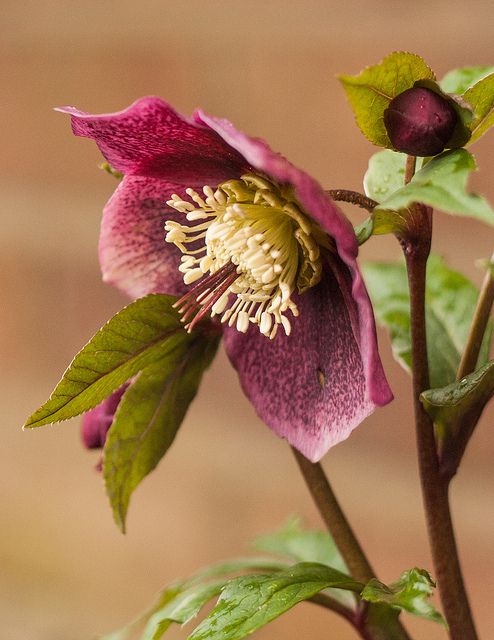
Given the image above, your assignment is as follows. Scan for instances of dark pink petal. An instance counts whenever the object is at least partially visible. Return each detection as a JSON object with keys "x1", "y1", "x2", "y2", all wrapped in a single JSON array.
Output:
[
  {"x1": 198, "y1": 111, "x2": 392, "y2": 409},
  {"x1": 57, "y1": 98, "x2": 247, "y2": 182},
  {"x1": 81, "y1": 384, "x2": 129, "y2": 449},
  {"x1": 224, "y1": 264, "x2": 391, "y2": 462},
  {"x1": 99, "y1": 175, "x2": 196, "y2": 298}
]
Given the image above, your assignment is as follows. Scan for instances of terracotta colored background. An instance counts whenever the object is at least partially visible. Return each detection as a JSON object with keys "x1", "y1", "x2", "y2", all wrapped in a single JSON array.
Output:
[{"x1": 1, "y1": 2, "x2": 493, "y2": 639}]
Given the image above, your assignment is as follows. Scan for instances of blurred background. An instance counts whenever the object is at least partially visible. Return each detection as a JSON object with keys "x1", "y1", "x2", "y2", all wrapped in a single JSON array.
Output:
[{"x1": 2, "y1": 1, "x2": 493, "y2": 638}]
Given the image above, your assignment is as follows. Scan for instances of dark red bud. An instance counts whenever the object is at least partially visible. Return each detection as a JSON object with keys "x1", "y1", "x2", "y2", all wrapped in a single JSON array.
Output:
[{"x1": 384, "y1": 87, "x2": 458, "y2": 157}]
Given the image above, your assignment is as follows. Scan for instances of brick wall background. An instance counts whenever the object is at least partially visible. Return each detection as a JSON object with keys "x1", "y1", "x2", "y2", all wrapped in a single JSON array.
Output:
[{"x1": 1, "y1": 2, "x2": 493, "y2": 638}]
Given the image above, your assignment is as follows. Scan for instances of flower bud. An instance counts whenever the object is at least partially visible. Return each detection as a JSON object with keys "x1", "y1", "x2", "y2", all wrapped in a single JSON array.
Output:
[
  {"x1": 384, "y1": 87, "x2": 458, "y2": 156},
  {"x1": 81, "y1": 383, "x2": 129, "y2": 449}
]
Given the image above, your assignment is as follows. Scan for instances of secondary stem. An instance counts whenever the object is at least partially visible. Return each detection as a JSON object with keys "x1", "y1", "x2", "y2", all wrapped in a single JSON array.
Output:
[
  {"x1": 403, "y1": 210, "x2": 478, "y2": 639},
  {"x1": 292, "y1": 447, "x2": 374, "y2": 583},
  {"x1": 457, "y1": 253, "x2": 494, "y2": 379},
  {"x1": 292, "y1": 448, "x2": 412, "y2": 640}
]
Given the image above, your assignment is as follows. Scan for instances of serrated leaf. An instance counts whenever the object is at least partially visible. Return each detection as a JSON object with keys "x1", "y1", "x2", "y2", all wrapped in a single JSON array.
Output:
[
  {"x1": 421, "y1": 360, "x2": 494, "y2": 442},
  {"x1": 188, "y1": 563, "x2": 362, "y2": 640},
  {"x1": 142, "y1": 581, "x2": 225, "y2": 640},
  {"x1": 440, "y1": 66, "x2": 494, "y2": 95},
  {"x1": 376, "y1": 149, "x2": 494, "y2": 226},
  {"x1": 339, "y1": 52, "x2": 435, "y2": 147},
  {"x1": 104, "y1": 333, "x2": 219, "y2": 531},
  {"x1": 99, "y1": 558, "x2": 286, "y2": 640},
  {"x1": 253, "y1": 518, "x2": 355, "y2": 609},
  {"x1": 361, "y1": 568, "x2": 446, "y2": 626},
  {"x1": 25, "y1": 295, "x2": 189, "y2": 428},
  {"x1": 362, "y1": 255, "x2": 492, "y2": 388},
  {"x1": 464, "y1": 72, "x2": 494, "y2": 144}
]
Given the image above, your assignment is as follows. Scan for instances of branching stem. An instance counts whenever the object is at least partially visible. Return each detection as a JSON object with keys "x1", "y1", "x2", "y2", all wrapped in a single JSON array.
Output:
[{"x1": 457, "y1": 253, "x2": 494, "y2": 380}]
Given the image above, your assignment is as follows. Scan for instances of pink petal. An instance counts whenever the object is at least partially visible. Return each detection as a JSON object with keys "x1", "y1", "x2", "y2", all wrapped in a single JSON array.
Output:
[
  {"x1": 81, "y1": 384, "x2": 129, "y2": 449},
  {"x1": 99, "y1": 175, "x2": 198, "y2": 298},
  {"x1": 198, "y1": 111, "x2": 392, "y2": 409},
  {"x1": 224, "y1": 263, "x2": 390, "y2": 462},
  {"x1": 57, "y1": 98, "x2": 247, "y2": 182}
]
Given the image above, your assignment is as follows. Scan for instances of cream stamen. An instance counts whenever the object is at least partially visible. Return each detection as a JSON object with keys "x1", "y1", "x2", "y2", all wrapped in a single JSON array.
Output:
[{"x1": 165, "y1": 174, "x2": 323, "y2": 338}]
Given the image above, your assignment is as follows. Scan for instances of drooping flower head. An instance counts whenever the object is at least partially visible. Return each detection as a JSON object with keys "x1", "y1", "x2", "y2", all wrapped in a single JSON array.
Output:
[{"x1": 59, "y1": 98, "x2": 392, "y2": 462}]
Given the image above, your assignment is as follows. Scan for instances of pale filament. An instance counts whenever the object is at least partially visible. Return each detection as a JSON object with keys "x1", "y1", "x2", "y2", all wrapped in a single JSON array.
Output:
[{"x1": 165, "y1": 174, "x2": 322, "y2": 338}]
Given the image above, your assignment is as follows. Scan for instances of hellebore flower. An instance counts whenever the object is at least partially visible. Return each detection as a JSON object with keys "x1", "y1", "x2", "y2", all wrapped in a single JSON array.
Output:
[
  {"x1": 384, "y1": 87, "x2": 458, "y2": 157},
  {"x1": 58, "y1": 97, "x2": 392, "y2": 462}
]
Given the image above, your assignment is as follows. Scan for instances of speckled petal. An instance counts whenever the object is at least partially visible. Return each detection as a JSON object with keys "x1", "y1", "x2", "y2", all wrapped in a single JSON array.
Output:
[
  {"x1": 99, "y1": 175, "x2": 200, "y2": 298},
  {"x1": 57, "y1": 98, "x2": 247, "y2": 182},
  {"x1": 224, "y1": 264, "x2": 385, "y2": 462},
  {"x1": 198, "y1": 110, "x2": 392, "y2": 409}
]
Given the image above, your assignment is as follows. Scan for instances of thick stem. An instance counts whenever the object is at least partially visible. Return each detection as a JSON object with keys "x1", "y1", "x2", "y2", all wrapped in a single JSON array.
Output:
[
  {"x1": 404, "y1": 220, "x2": 478, "y2": 640},
  {"x1": 457, "y1": 254, "x2": 494, "y2": 380}
]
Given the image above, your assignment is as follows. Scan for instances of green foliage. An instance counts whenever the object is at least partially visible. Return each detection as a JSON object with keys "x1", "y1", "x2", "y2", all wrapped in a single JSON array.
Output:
[
  {"x1": 361, "y1": 568, "x2": 446, "y2": 626},
  {"x1": 104, "y1": 334, "x2": 219, "y2": 531},
  {"x1": 440, "y1": 66, "x2": 494, "y2": 95},
  {"x1": 354, "y1": 216, "x2": 374, "y2": 245},
  {"x1": 25, "y1": 295, "x2": 192, "y2": 427},
  {"x1": 364, "y1": 150, "x2": 407, "y2": 204},
  {"x1": 376, "y1": 149, "x2": 494, "y2": 226},
  {"x1": 339, "y1": 52, "x2": 434, "y2": 147},
  {"x1": 464, "y1": 72, "x2": 494, "y2": 144},
  {"x1": 421, "y1": 360, "x2": 494, "y2": 442},
  {"x1": 362, "y1": 150, "x2": 410, "y2": 236},
  {"x1": 100, "y1": 557, "x2": 287, "y2": 640},
  {"x1": 253, "y1": 518, "x2": 346, "y2": 570},
  {"x1": 189, "y1": 563, "x2": 362, "y2": 640},
  {"x1": 254, "y1": 518, "x2": 354, "y2": 608},
  {"x1": 362, "y1": 255, "x2": 492, "y2": 388},
  {"x1": 142, "y1": 582, "x2": 226, "y2": 640}
]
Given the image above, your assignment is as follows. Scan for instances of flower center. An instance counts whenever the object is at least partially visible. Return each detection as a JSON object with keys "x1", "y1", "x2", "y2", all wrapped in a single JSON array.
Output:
[{"x1": 164, "y1": 173, "x2": 323, "y2": 338}]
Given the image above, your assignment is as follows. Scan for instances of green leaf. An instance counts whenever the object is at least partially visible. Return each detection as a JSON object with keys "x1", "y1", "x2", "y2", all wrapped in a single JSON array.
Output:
[
  {"x1": 25, "y1": 295, "x2": 190, "y2": 428},
  {"x1": 253, "y1": 519, "x2": 355, "y2": 609},
  {"x1": 464, "y1": 72, "x2": 494, "y2": 144},
  {"x1": 99, "y1": 558, "x2": 286, "y2": 640},
  {"x1": 421, "y1": 360, "x2": 494, "y2": 441},
  {"x1": 253, "y1": 518, "x2": 346, "y2": 572},
  {"x1": 104, "y1": 333, "x2": 219, "y2": 531},
  {"x1": 188, "y1": 563, "x2": 362, "y2": 640},
  {"x1": 354, "y1": 216, "x2": 374, "y2": 245},
  {"x1": 362, "y1": 255, "x2": 492, "y2": 388},
  {"x1": 142, "y1": 581, "x2": 226, "y2": 640},
  {"x1": 364, "y1": 150, "x2": 407, "y2": 203},
  {"x1": 339, "y1": 52, "x2": 435, "y2": 147},
  {"x1": 440, "y1": 66, "x2": 494, "y2": 95},
  {"x1": 376, "y1": 149, "x2": 494, "y2": 226},
  {"x1": 361, "y1": 568, "x2": 446, "y2": 626},
  {"x1": 99, "y1": 582, "x2": 184, "y2": 640}
]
